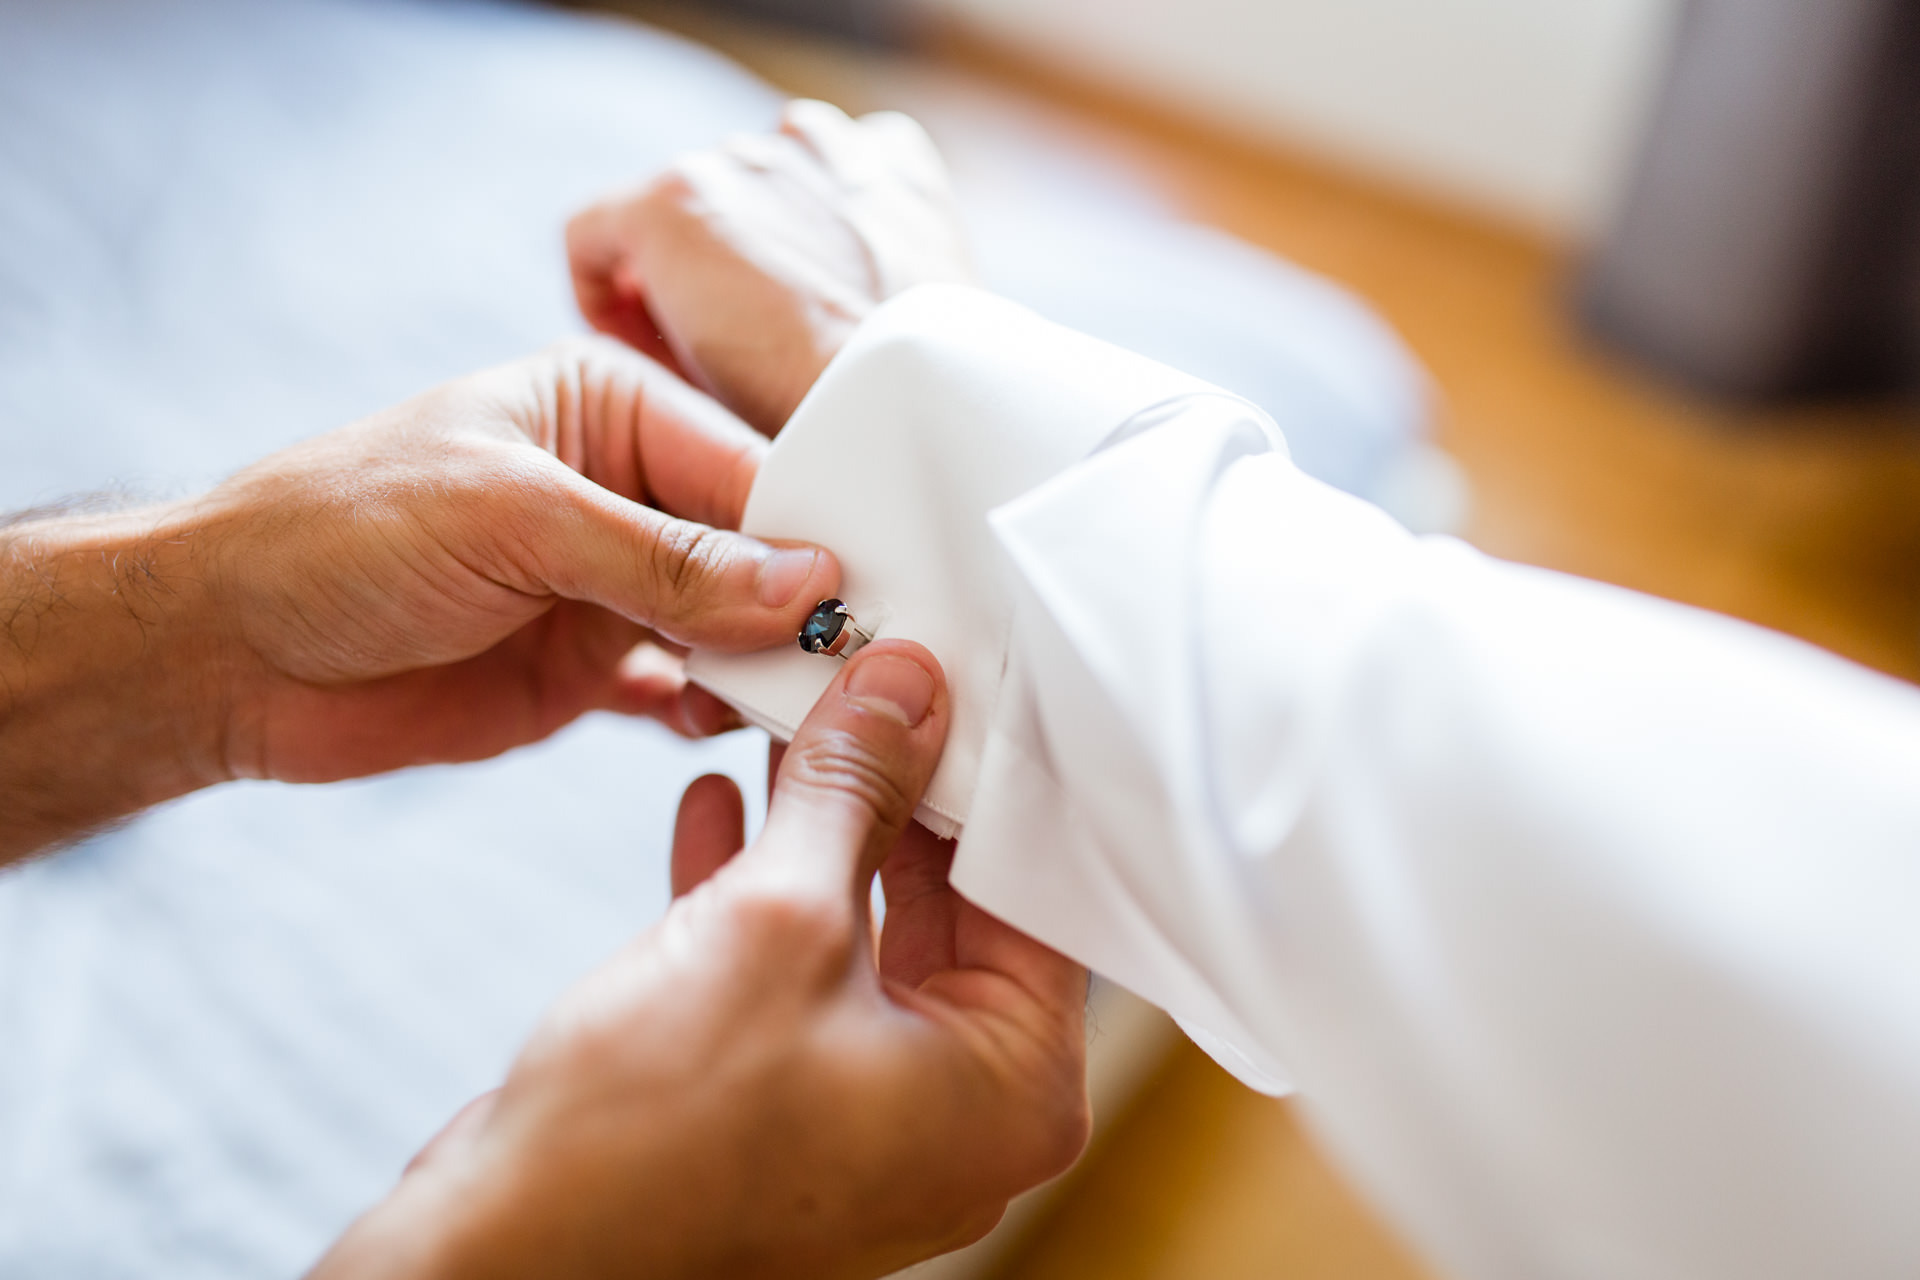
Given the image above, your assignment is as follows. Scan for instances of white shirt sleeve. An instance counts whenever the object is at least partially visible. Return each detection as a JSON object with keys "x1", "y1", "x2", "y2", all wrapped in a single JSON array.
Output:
[
  {"x1": 691, "y1": 286, "x2": 1920, "y2": 1280},
  {"x1": 954, "y1": 422, "x2": 1920, "y2": 1280}
]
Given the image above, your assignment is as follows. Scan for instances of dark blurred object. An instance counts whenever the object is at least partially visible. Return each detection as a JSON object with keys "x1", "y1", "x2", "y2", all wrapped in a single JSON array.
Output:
[
  {"x1": 711, "y1": 0, "x2": 904, "y2": 42},
  {"x1": 1580, "y1": 0, "x2": 1920, "y2": 402},
  {"x1": 573, "y1": 0, "x2": 912, "y2": 43}
]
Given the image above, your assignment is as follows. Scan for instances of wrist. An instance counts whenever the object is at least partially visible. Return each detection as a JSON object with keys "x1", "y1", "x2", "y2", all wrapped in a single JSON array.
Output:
[
  {"x1": 308, "y1": 1164, "x2": 494, "y2": 1280},
  {"x1": 0, "y1": 499, "x2": 244, "y2": 859},
  {"x1": 311, "y1": 1139, "x2": 697, "y2": 1280}
]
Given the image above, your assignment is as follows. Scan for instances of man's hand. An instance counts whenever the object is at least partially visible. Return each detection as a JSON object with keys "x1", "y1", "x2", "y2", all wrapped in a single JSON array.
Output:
[
  {"x1": 568, "y1": 99, "x2": 970, "y2": 435},
  {"x1": 313, "y1": 643, "x2": 1091, "y2": 1280},
  {"x1": 203, "y1": 338, "x2": 838, "y2": 783},
  {"x1": 0, "y1": 338, "x2": 838, "y2": 859}
]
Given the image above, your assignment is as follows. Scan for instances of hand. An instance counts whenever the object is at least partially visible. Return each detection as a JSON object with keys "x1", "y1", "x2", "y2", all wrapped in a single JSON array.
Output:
[
  {"x1": 203, "y1": 337, "x2": 840, "y2": 782},
  {"x1": 0, "y1": 338, "x2": 839, "y2": 859},
  {"x1": 313, "y1": 643, "x2": 1091, "y2": 1280},
  {"x1": 568, "y1": 99, "x2": 970, "y2": 435}
]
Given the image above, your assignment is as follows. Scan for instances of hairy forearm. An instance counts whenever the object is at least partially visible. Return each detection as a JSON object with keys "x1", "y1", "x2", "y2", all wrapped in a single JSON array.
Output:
[{"x1": 0, "y1": 502, "x2": 237, "y2": 863}]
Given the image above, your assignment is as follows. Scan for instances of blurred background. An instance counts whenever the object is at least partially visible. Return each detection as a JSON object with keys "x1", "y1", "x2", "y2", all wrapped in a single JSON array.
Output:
[
  {"x1": 595, "y1": 0, "x2": 1920, "y2": 680},
  {"x1": 3, "y1": 0, "x2": 1918, "y2": 1277}
]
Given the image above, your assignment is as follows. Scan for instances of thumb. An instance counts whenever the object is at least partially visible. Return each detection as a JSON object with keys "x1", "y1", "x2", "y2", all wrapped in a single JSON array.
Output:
[
  {"x1": 747, "y1": 641, "x2": 948, "y2": 896},
  {"x1": 528, "y1": 472, "x2": 840, "y2": 652}
]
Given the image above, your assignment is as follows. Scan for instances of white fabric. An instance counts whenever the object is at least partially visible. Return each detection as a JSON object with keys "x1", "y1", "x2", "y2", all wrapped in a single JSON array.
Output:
[
  {"x1": 961, "y1": 189, "x2": 1426, "y2": 505},
  {"x1": 979, "y1": 449, "x2": 1920, "y2": 1279},
  {"x1": 688, "y1": 286, "x2": 1280, "y2": 837},
  {"x1": 729, "y1": 293, "x2": 1920, "y2": 1279},
  {"x1": 0, "y1": 2, "x2": 1429, "y2": 1275}
]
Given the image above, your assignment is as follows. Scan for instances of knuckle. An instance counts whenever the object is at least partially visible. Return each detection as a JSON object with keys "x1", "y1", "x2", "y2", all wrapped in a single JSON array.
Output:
[
  {"x1": 1017, "y1": 1054, "x2": 1093, "y2": 1182},
  {"x1": 1036, "y1": 1096, "x2": 1094, "y2": 1179},
  {"x1": 480, "y1": 450, "x2": 568, "y2": 511},
  {"x1": 975, "y1": 1022, "x2": 1092, "y2": 1187},
  {"x1": 644, "y1": 162, "x2": 709, "y2": 218},
  {"x1": 979, "y1": 1093, "x2": 1088, "y2": 1199},
  {"x1": 646, "y1": 519, "x2": 728, "y2": 605},
  {"x1": 536, "y1": 334, "x2": 633, "y2": 397},
  {"x1": 944, "y1": 1206, "x2": 1009, "y2": 1255},
  {"x1": 786, "y1": 725, "x2": 916, "y2": 829},
  {"x1": 536, "y1": 332, "x2": 602, "y2": 366},
  {"x1": 562, "y1": 205, "x2": 602, "y2": 254}
]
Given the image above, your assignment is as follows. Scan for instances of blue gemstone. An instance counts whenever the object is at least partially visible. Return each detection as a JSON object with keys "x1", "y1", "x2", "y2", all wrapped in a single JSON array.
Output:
[{"x1": 799, "y1": 599, "x2": 848, "y2": 654}]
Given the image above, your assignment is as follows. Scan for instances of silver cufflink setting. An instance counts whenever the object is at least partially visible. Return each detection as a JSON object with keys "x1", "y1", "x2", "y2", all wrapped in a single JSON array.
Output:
[{"x1": 798, "y1": 598, "x2": 873, "y2": 660}]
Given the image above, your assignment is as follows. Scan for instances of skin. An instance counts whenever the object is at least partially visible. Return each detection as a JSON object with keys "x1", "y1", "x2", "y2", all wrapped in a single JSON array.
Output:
[
  {"x1": 308, "y1": 101, "x2": 1081, "y2": 1278},
  {"x1": 0, "y1": 337, "x2": 838, "y2": 863},
  {"x1": 311, "y1": 644, "x2": 1090, "y2": 1279},
  {"x1": 567, "y1": 99, "x2": 970, "y2": 436},
  {"x1": 3, "y1": 97, "x2": 1092, "y2": 1276}
]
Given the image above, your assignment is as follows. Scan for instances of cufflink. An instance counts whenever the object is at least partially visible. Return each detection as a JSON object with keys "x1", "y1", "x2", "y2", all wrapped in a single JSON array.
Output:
[{"x1": 798, "y1": 598, "x2": 874, "y2": 659}]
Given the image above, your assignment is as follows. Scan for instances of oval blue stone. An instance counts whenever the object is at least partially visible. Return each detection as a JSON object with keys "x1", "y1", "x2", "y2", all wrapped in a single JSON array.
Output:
[{"x1": 799, "y1": 599, "x2": 848, "y2": 654}]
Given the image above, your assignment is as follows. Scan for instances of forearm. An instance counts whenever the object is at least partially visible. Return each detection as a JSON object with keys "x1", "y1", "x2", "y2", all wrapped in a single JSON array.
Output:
[
  {"x1": 307, "y1": 1166, "x2": 494, "y2": 1280},
  {"x1": 0, "y1": 502, "x2": 238, "y2": 862}
]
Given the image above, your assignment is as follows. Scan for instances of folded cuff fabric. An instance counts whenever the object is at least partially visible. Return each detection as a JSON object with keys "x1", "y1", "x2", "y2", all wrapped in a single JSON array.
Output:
[
  {"x1": 688, "y1": 284, "x2": 1294, "y2": 1086},
  {"x1": 687, "y1": 285, "x2": 1278, "y2": 840}
]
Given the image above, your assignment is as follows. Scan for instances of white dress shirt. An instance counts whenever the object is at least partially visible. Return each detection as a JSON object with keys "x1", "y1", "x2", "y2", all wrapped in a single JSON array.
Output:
[{"x1": 696, "y1": 286, "x2": 1920, "y2": 1280}]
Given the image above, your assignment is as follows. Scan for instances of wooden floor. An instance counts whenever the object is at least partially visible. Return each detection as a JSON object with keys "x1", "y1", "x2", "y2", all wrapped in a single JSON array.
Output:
[{"x1": 583, "y1": 6, "x2": 1920, "y2": 1276}]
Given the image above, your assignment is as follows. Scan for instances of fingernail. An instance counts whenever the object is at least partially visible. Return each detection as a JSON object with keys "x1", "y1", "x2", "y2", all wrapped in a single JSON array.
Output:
[
  {"x1": 844, "y1": 652, "x2": 935, "y2": 727},
  {"x1": 758, "y1": 547, "x2": 819, "y2": 607}
]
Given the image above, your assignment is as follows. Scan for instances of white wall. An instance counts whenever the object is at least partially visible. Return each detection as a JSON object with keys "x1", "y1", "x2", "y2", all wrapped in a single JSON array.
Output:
[{"x1": 928, "y1": 0, "x2": 1682, "y2": 234}]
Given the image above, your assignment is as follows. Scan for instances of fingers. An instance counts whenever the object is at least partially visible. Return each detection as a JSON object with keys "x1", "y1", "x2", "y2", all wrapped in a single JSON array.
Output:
[
  {"x1": 525, "y1": 468, "x2": 839, "y2": 653},
  {"x1": 605, "y1": 641, "x2": 689, "y2": 724},
  {"x1": 624, "y1": 355, "x2": 770, "y2": 530},
  {"x1": 778, "y1": 99, "x2": 887, "y2": 187},
  {"x1": 876, "y1": 823, "x2": 1089, "y2": 1023},
  {"x1": 672, "y1": 773, "x2": 747, "y2": 897},
  {"x1": 780, "y1": 100, "x2": 951, "y2": 199},
  {"x1": 856, "y1": 110, "x2": 955, "y2": 196},
  {"x1": 478, "y1": 341, "x2": 834, "y2": 652},
  {"x1": 679, "y1": 684, "x2": 746, "y2": 737},
  {"x1": 524, "y1": 336, "x2": 767, "y2": 530},
  {"x1": 774, "y1": 100, "x2": 969, "y2": 299},
  {"x1": 876, "y1": 824, "x2": 962, "y2": 989},
  {"x1": 948, "y1": 898, "x2": 1093, "y2": 1027},
  {"x1": 604, "y1": 644, "x2": 742, "y2": 737},
  {"x1": 565, "y1": 200, "x2": 683, "y2": 372},
  {"x1": 748, "y1": 642, "x2": 948, "y2": 896}
]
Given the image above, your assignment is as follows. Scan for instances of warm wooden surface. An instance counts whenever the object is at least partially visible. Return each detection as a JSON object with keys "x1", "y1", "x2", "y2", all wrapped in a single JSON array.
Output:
[
  {"x1": 579, "y1": 7, "x2": 1920, "y2": 1277},
  {"x1": 1000, "y1": 1043, "x2": 1435, "y2": 1280}
]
